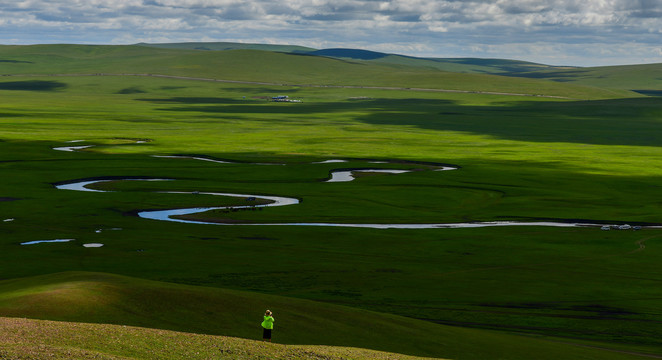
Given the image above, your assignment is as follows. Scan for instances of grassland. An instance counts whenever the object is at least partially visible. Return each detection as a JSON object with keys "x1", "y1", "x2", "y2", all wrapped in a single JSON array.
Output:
[
  {"x1": 139, "y1": 41, "x2": 317, "y2": 53},
  {"x1": 0, "y1": 44, "x2": 635, "y2": 99},
  {"x1": 4, "y1": 272, "x2": 654, "y2": 360},
  {"x1": 0, "y1": 316, "x2": 444, "y2": 360},
  {"x1": 138, "y1": 41, "x2": 662, "y2": 94},
  {"x1": 1, "y1": 45, "x2": 662, "y2": 359},
  {"x1": 482, "y1": 62, "x2": 662, "y2": 92}
]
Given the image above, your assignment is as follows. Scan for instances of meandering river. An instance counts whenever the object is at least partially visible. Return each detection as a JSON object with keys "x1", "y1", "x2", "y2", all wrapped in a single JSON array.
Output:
[
  {"x1": 50, "y1": 142, "x2": 638, "y2": 229},
  {"x1": 55, "y1": 178, "x2": 618, "y2": 229}
]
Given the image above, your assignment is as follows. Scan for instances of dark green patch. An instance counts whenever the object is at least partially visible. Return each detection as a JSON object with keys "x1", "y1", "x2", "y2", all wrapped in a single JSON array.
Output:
[
  {"x1": 0, "y1": 80, "x2": 66, "y2": 91},
  {"x1": 0, "y1": 59, "x2": 33, "y2": 64},
  {"x1": 117, "y1": 87, "x2": 147, "y2": 94},
  {"x1": 633, "y1": 90, "x2": 662, "y2": 97}
]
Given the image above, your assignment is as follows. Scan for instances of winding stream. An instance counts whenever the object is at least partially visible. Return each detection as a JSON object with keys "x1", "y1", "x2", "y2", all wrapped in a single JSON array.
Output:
[
  {"x1": 55, "y1": 178, "x2": 620, "y2": 229},
  {"x1": 56, "y1": 178, "x2": 173, "y2": 192},
  {"x1": 138, "y1": 191, "x2": 300, "y2": 224},
  {"x1": 21, "y1": 239, "x2": 75, "y2": 245},
  {"x1": 327, "y1": 169, "x2": 412, "y2": 182},
  {"x1": 50, "y1": 143, "x2": 637, "y2": 229},
  {"x1": 53, "y1": 145, "x2": 94, "y2": 152}
]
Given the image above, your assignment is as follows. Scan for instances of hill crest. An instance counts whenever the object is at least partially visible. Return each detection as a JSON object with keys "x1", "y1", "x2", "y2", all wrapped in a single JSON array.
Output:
[
  {"x1": 0, "y1": 272, "x2": 652, "y2": 360},
  {"x1": 0, "y1": 316, "x2": 441, "y2": 360}
]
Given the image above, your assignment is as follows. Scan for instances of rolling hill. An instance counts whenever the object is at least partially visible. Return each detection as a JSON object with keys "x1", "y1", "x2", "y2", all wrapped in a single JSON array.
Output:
[
  {"x1": 133, "y1": 42, "x2": 662, "y2": 93},
  {"x1": 0, "y1": 44, "x2": 634, "y2": 99},
  {"x1": 138, "y1": 41, "x2": 316, "y2": 53},
  {"x1": 0, "y1": 317, "x2": 441, "y2": 360},
  {"x1": 298, "y1": 48, "x2": 567, "y2": 74},
  {"x1": 0, "y1": 272, "x2": 652, "y2": 360}
]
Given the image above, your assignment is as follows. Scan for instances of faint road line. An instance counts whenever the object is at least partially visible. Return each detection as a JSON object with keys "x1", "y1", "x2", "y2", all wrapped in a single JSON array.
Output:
[
  {"x1": 630, "y1": 235, "x2": 661, "y2": 254},
  {"x1": 2, "y1": 73, "x2": 574, "y2": 99}
]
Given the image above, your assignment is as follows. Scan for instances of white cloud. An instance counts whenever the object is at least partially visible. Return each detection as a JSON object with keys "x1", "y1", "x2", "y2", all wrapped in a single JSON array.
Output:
[{"x1": 0, "y1": 0, "x2": 660, "y2": 65}]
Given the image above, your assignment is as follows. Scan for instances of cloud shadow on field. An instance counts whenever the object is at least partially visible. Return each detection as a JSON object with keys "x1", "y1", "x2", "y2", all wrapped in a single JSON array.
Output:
[
  {"x1": 504, "y1": 69, "x2": 593, "y2": 81},
  {"x1": 137, "y1": 96, "x2": 396, "y2": 116},
  {"x1": 135, "y1": 95, "x2": 662, "y2": 147},
  {"x1": 633, "y1": 90, "x2": 662, "y2": 97},
  {"x1": 137, "y1": 97, "x2": 256, "y2": 105},
  {"x1": 0, "y1": 59, "x2": 33, "y2": 64},
  {"x1": 0, "y1": 80, "x2": 67, "y2": 91},
  {"x1": 353, "y1": 97, "x2": 662, "y2": 147},
  {"x1": 117, "y1": 87, "x2": 147, "y2": 94},
  {"x1": 0, "y1": 113, "x2": 25, "y2": 118}
]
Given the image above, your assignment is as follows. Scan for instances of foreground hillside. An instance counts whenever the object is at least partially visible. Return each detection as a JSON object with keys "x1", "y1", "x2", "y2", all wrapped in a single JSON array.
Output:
[
  {"x1": 0, "y1": 317, "x2": 440, "y2": 360},
  {"x1": 0, "y1": 272, "x2": 650, "y2": 360}
]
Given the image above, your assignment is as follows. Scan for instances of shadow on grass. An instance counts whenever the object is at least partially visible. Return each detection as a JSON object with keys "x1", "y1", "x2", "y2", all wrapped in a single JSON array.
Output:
[
  {"x1": 117, "y1": 87, "x2": 147, "y2": 94},
  {"x1": 0, "y1": 80, "x2": 67, "y2": 91},
  {"x1": 0, "y1": 59, "x2": 33, "y2": 64},
  {"x1": 139, "y1": 96, "x2": 397, "y2": 117},
  {"x1": 633, "y1": 90, "x2": 662, "y2": 97},
  {"x1": 136, "y1": 95, "x2": 662, "y2": 147},
  {"x1": 504, "y1": 68, "x2": 592, "y2": 80},
  {"x1": 353, "y1": 97, "x2": 662, "y2": 147},
  {"x1": 0, "y1": 113, "x2": 25, "y2": 118},
  {"x1": 431, "y1": 58, "x2": 589, "y2": 78}
]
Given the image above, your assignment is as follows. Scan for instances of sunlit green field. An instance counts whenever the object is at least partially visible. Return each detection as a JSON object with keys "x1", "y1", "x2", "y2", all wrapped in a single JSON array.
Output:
[{"x1": 1, "y1": 46, "x2": 662, "y2": 359}]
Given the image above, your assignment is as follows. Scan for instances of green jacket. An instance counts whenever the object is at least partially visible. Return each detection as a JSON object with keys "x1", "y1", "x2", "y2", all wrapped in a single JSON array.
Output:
[{"x1": 261, "y1": 315, "x2": 275, "y2": 329}]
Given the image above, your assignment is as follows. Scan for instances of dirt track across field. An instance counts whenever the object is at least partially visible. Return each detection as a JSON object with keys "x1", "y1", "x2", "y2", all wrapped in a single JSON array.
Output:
[
  {"x1": 630, "y1": 235, "x2": 661, "y2": 253},
  {"x1": 3, "y1": 73, "x2": 573, "y2": 99}
]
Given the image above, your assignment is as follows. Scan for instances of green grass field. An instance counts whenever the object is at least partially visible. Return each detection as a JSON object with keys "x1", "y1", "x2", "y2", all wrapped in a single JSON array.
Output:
[
  {"x1": 3, "y1": 272, "x2": 653, "y2": 360},
  {"x1": 1, "y1": 45, "x2": 662, "y2": 359}
]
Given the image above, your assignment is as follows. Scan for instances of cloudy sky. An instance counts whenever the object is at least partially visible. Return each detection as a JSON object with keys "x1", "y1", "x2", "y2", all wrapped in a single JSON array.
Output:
[{"x1": 1, "y1": 0, "x2": 662, "y2": 66}]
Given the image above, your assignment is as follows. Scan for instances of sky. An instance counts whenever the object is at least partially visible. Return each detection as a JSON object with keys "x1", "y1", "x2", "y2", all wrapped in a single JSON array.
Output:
[{"x1": 1, "y1": 0, "x2": 661, "y2": 66}]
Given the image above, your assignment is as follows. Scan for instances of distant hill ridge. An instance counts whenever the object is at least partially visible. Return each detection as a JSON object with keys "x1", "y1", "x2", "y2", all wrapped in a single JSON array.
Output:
[
  {"x1": 0, "y1": 42, "x2": 653, "y2": 96},
  {"x1": 306, "y1": 48, "x2": 392, "y2": 60},
  {"x1": 138, "y1": 41, "x2": 316, "y2": 53},
  {"x1": 136, "y1": 42, "x2": 662, "y2": 91},
  {"x1": 138, "y1": 41, "x2": 563, "y2": 74}
]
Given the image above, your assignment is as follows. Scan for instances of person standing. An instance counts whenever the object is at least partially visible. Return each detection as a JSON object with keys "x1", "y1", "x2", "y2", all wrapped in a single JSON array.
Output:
[{"x1": 261, "y1": 310, "x2": 275, "y2": 342}]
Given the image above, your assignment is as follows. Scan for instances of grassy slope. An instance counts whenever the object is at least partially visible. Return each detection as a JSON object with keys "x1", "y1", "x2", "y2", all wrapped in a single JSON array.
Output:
[
  {"x1": 138, "y1": 41, "x2": 317, "y2": 53},
  {"x1": 0, "y1": 44, "x2": 633, "y2": 99},
  {"x1": 0, "y1": 317, "x2": 439, "y2": 360},
  {"x1": 132, "y1": 42, "x2": 572, "y2": 75},
  {"x1": 0, "y1": 272, "x2": 451, "y2": 357},
  {"x1": 144, "y1": 42, "x2": 662, "y2": 93},
  {"x1": 285, "y1": 45, "x2": 662, "y2": 92},
  {"x1": 0, "y1": 272, "x2": 651, "y2": 360},
  {"x1": 372, "y1": 55, "x2": 559, "y2": 74},
  {"x1": 499, "y1": 63, "x2": 662, "y2": 91},
  {"x1": 366, "y1": 57, "x2": 662, "y2": 92}
]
